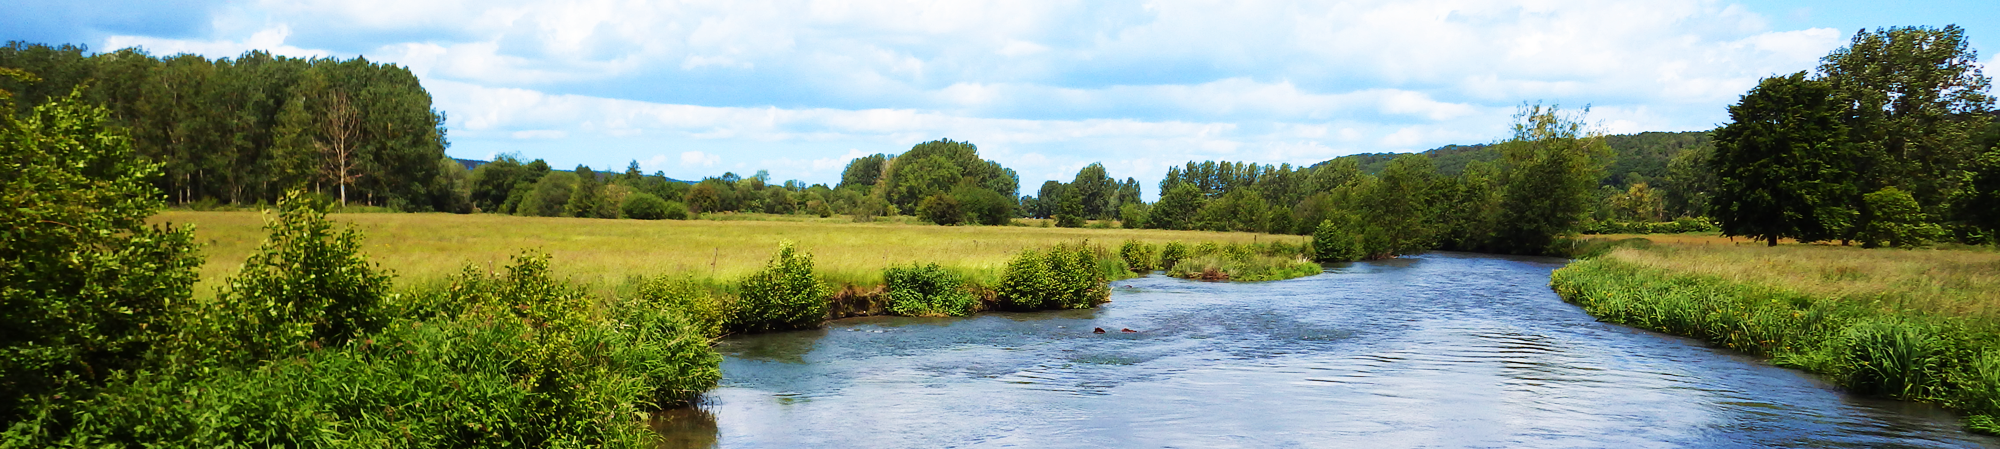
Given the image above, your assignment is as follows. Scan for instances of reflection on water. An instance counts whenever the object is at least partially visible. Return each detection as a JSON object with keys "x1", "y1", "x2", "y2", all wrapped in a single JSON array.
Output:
[
  {"x1": 658, "y1": 252, "x2": 1999, "y2": 448},
  {"x1": 647, "y1": 407, "x2": 716, "y2": 449}
]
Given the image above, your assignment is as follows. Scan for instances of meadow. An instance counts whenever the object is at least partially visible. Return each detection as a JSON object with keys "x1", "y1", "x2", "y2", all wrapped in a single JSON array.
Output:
[{"x1": 154, "y1": 211, "x2": 1310, "y2": 295}]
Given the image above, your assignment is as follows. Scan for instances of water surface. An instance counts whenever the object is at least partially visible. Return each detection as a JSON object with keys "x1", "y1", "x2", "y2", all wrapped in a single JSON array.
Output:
[{"x1": 661, "y1": 252, "x2": 1996, "y2": 448}]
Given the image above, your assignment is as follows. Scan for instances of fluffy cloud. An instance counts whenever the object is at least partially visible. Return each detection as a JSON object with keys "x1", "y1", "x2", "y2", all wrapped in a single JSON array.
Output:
[{"x1": 74, "y1": 0, "x2": 1893, "y2": 192}]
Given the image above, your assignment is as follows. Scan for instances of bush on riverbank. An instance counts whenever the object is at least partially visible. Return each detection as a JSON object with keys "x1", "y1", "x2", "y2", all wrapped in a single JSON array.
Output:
[
  {"x1": 729, "y1": 242, "x2": 830, "y2": 332},
  {"x1": 1120, "y1": 240, "x2": 1160, "y2": 272},
  {"x1": 884, "y1": 263, "x2": 977, "y2": 317},
  {"x1": 996, "y1": 243, "x2": 1111, "y2": 310},
  {"x1": 1551, "y1": 253, "x2": 2000, "y2": 433},
  {"x1": 1165, "y1": 241, "x2": 1320, "y2": 281}
]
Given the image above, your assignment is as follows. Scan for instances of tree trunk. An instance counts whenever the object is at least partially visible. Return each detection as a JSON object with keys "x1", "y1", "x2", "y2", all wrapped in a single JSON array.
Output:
[{"x1": 1767, "y1": 236, "x2": 1778, "y2": 247}]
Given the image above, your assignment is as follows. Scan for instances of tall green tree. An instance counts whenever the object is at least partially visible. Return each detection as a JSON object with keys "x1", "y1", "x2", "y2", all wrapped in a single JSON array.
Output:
[
  {"x1": 1069, "y1": 163, "x2": 1117, "y2": 219},
  {"x1": 1148, "y1": 183, "x2": 1205, "y2": 230},
  {"x1": 1494, "y1": 104, "x2": 1613, "y2": 254},
  {"x1": 1710, "y1": 72, "x2": 1859, "y2": 246},
  {"x1": 1821, "y1": 25, "x2": 1994, "y2": 218},
  {"x1": 566, "y1": 165, "x2": 606, "y2": 218}
]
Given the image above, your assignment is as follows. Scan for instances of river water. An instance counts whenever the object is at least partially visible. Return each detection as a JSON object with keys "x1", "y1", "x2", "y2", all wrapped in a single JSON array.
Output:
[{"x1": 656, "y1": 252, "x2": 1997, "y2": 448}]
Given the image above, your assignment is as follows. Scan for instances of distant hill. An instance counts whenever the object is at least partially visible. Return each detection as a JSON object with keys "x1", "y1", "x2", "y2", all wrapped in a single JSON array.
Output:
[
  {"x1": 453, "y1": 158, "x2": 696, "y2": 184},
  {"x1": 1313, "y1": 130, "x2": 1711, "y2": 186}
]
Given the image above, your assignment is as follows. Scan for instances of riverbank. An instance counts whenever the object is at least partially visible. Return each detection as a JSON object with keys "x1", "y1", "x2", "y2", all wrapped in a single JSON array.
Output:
[{"x1": 1550, "y1": 236, "x2": 2000, "y2": 432}]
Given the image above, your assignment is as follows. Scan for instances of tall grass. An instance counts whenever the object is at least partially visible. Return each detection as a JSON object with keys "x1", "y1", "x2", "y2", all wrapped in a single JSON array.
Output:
[{"x1": 1551, "y1": 241, "x2": 2000, "y2": 433}]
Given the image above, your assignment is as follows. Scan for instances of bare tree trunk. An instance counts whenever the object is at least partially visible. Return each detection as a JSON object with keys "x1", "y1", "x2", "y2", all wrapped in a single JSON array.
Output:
[{"x1": 316, "y1": 90, "x2": 360, "y2": 208}]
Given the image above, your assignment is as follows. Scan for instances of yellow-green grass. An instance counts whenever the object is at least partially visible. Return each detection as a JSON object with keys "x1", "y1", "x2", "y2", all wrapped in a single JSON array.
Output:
[
  {"x1": 1585, "y1": 233, "x2": 2000, "y2": 322},
  {"x1": 154, "y1": 211, "x2": 1306, "y2": 296}
]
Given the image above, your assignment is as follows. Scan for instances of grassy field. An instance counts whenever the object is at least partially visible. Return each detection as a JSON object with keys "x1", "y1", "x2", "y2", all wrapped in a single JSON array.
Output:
[
  {"x1": 154, "y1": 211, "x2": 1308, "y2": 295},
  {"x1": 1586, "y1": 233, "x2": 2000, "y2": 320}
]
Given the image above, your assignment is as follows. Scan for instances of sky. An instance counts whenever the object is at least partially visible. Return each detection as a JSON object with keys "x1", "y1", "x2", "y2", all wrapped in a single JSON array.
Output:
[{"x1": 4, "y1": 0, "x2": 1995, "y2": 195}]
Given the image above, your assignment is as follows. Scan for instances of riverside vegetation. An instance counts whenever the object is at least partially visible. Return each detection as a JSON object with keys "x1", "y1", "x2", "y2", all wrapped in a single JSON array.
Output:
[{"x1": 1552, "y1": 237, "x2": 2000, "y2": 432}]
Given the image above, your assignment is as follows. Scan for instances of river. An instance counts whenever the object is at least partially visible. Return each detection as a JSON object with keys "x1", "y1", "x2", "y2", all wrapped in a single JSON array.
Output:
[{"x1": 654, "y1": 252, "x2": 1997, "y2": 448}]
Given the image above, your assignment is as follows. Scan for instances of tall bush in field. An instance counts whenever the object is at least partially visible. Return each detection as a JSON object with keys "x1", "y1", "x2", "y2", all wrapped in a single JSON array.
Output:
[
  {"x1": 0, "y1": 85, "x2": 202, "y2": 423},
  {"x1": 730, "y1": 242, "x2": 829, "y2": 332},
  {"x1": 191, "y1": 191, "x2": 394, "y2": 365}
]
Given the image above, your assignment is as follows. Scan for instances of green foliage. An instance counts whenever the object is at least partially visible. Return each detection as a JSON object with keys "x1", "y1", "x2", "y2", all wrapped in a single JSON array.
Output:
[
  {"x1": 1859, "y1": 187, "x2": 1943, "y2": 248},
  {"x1": 1958, "y1": 148, "x2": 2000, "y2": 242},
  {"x1": 1147, "y1": 183, "x2": 1205, "y2": 230},
  {"x1": 1119, "y1": 240, "x2": 1159, "y2": 272},
  {"x1": 1549, "y1": 256, "x2": 2000, "y2": 431},
  {"x1": 637, "y1": 276, "x2": 732, "y2": 339},
  {"x1": 838, "y1": 153, "x2": 889, "y2": 191},
  {"x1": 1495, "y1": 104, "x2": 1615, "y2": 254},
  {"x1": 620, "y1": 192, "x2": 671, "y2": 220},
  {"x1": 1069, "y1": 163, "x2": 1119, "y2": 219},
  {"x1": 729, "y1": 242, "x2": 829, "y2": 332},
  {"x1": 1119, "y1": 203, "x2": 1150, "y2": 229},
  {"x1": 883, "y1": 263, "x2": 977, "y2": 317},
  {"x1": 918, "y1": 193, "x2": 964, "y2": 226},
  {"x1": 1821, "y1": 25, "x2": 1994, "y2": 215},
  {"x1": 1313, "y1": 217, "x2": 1364, "y2": 262},
  {"x1": 1580, "y1": 217, "x2": 1720, "y2": 235},
  {"x1": 0, "y1": 87, "x2": 202, "y2": 423},
  {"x1": 0, "y1": 43, "x2": 455, "y2": 211},
  {"x1": 685, "y1": 181, "x2": 722, "y2": 214},
  {"x1": 1054, "y1": 189, "x2": 1085, "y2": 228},
  {"x1": 189, "y1": 191, "x2": 394, "y2": 366},
  {"x1": 566, "y1": 166, "x2": 609, "y2": 218},
  {"x1": 1164, "y1": 242, "x2": 1319, "y2": 282},
  {"x1": 876, "y1": 139, "x2": 1019, "y2": 213},
  {"x1": 995, "y1": 243, "x2": 1109, "y2": 311},
  {"x1": 515, "y1": 171, "x2": 577, "y2": 217},
  {"x1": 953, "y1": 185, "x2": 1013, "y2": 226},
  {"x1": 1711, "y1": 72, "x2": 1858, "y2": 246},
  {"x1": 1159, "y1": 242, "x2": 1190, "y2": 272}
]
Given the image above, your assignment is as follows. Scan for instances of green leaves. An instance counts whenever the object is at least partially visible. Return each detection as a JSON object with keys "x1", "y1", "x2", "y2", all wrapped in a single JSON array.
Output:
[
  {"x1": 1711, "y1": 72, "x2": 1857, "y2": 246},
  {"x1": 883, "y1": 263, "x2": 976, "y2": 317},
  {"x1": 729, "y1": 242, "x2": 830, "y2": 333},
  {"x1": 996, "y1": 243, "x2": 1108, "y2": 311}
]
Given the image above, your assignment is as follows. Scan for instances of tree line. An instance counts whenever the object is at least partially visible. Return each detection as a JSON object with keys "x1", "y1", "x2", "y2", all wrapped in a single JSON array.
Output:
[{"x1": 0, "y1": 42, "x2": 460, "y2": 212}]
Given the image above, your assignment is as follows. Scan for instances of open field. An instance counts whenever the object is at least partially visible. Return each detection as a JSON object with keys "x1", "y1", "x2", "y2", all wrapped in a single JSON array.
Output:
[
  {"x1": 1586, "y1": 234, "x2": 2000, "y2": 320},
  {"x1": 154, "y1": 211, "x2": 1307, "y2": 295}
]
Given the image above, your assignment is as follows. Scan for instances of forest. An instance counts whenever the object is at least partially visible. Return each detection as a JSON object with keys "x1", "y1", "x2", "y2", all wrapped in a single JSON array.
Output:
[{"x1": 0, "y1": 42, "x2": 459, "y2": 212}]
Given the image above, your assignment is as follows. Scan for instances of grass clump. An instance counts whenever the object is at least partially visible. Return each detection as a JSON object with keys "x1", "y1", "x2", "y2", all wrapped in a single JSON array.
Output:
[
  {"x1": 996, "y1": 243, "x2": 1110, "y2": 311},
  {"x1": 728, "y1": 242, "x2": 830, "y2": 332},
  {"x1": 883, "y1": 263, "x2": 977, "y2": 317},
  {"x1": 1165, "y1": 241, "x2": 1321, "y2": 282},
  {"x1": 1551, "y1": 248, "x2": 2000, "y2": 434}
]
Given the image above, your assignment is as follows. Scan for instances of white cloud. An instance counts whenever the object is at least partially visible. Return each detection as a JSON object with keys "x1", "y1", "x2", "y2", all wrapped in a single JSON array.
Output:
[
  {"x1": 680, "y1": 151, "x2": 721, "y2": 167},
  {"x1": 510, "y1": 130, "x2": 567, "y2": 139}
]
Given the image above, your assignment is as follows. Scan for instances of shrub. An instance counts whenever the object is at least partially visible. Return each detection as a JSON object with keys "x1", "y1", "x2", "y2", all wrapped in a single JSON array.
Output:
[
  {"x1": 622, "y1": 192, "x2": 672, "y2": 220},
  {"x1": 1860, "y1": 187, "x2": 1943, "y2": 248},
  {"x1": 0, "y1": 87, "x2": 202, "y2": 424},
  {"x1": 1119, "y1": 240, "x2": 1158, "y2": 272},
  {"x1": 883, "y1": 264, "x2": 977, "y2": 317},
  {"x1": 996, "y1": 243, "x2": 1108, "y2": 310},
  {"x1": 918, "y1": 193, "x2": 965, "y2": 225},
  {"x1": 188, "y1": 191, "x2": 394, "y2": 366},
  {"x1": 638, "y1": 276, "x2": 732, "y2": 338},
  {"x1": 1159, "y1": 242, "x2": 1190, "y2": 271},
  {"x1": 730, "y1": 242, "x2": 829, "y2": 332},
  {"x1": 1313, "y1": 218, "x2": 1364, "y2": 262}
]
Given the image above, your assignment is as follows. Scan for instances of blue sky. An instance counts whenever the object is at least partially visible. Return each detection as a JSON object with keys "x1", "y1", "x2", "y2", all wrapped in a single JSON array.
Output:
[{"x1": 5, "y1": 0, "x2": 1994, "y2": 195}]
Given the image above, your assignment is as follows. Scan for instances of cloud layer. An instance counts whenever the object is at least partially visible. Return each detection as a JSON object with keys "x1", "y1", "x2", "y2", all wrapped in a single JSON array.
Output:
[{"x1": 22, "y1": 0, "x2": 1922, "y2": 192}]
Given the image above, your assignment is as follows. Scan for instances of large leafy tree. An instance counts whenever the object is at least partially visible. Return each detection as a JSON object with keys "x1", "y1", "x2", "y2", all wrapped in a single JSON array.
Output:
[
  {"x1": 1820, "y1": 25, "x2": 1994, "y2": 218},
  {"x1": 1068, "y1": 163, "x2": 1117, "y2": 219},
  {"x1": 1710, "y1": 72, "x2": 1859, "y2": 246},
  {"x1": 1494, "y1": 104, "x2": 1613, "y2": 254}
]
